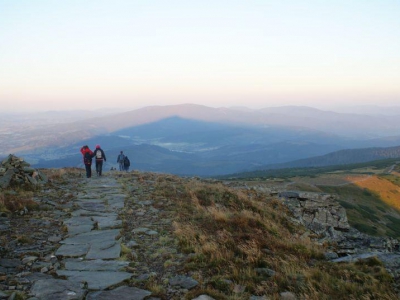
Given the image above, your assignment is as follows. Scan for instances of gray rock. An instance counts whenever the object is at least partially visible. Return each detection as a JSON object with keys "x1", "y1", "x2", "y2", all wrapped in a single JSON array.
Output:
[
  {"x1": 60, "y1": 229, "x2": 120, "y2": 245},
  {"x1": 56, "y1": 270, "x2": 132, "y2": 290},
  {"x1": 30, "y1": 279, "x2": 86, "y2": 300},
  {"x1": 192, "y1": 295, "x2": 216, "y2": 300},
  {"x1": 22, "y1": 256, "x2": 38, "y2": 265},
  {"x1": 126, "y1": 240, "x2": 139, "y2": 248},
  {"x1": 132, "y1": 227, "x2": 151, "y2": 234},
  {"x1": 146, "y1": 230, "x2": 158, "y2": 236},
  {"x1": 255, "y1": 268, "x2": 276, "y2": 278},
  {"x1": 280, "y1": 291, "x2": 296, "y2": 300},
  {"x1": 86, "y1": 286, "x2": 151, "y2": 300},
  {"x1": 0, "y1": 258, "x2": 20, "y2": 268},
  {"x1": 92, "y1": 216, "x2": 122, "y2": 229},
  {"x1": 324, "y1": 252, "x2": 338, "y2": 260},
  {"x1": 65, "y1": 259, "x2": 129, "y2": 271},
  {"x1": 55, "y1": 243, "x2": 90, "y2": 257},
  {"x1": 77, "y1": 201, "x2": 106, "y2": 212},
  {"x1": 332, "y1": 252, "x2": 381, "y2": 263},
  {"x1": 169, "y1": 275, "x2": 198, "y2": 290},
  {"x1": 138, "y1": 200, "x2": 153, "y2": 206},
  {"x1": 86, "y1": 241, "x2": 121, "y2": 260},
  {"x1": 48, "y1": 235, "x2": 62, "y2": 243},
  {"x1": 67, "y1": 225, "x2": 94, "y2": 236},
  {"x1": 0, "y1": 169, "x2": 15, "y2": 189}
]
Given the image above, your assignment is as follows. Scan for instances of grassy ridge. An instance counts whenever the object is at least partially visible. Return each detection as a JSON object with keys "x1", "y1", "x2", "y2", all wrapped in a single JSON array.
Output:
[
  {"x1": 220, "y1": 158, "x2": 400, "y2": 240},
  {"x1": 151, "y1": 175, "x2": 397, "y2": 299},
  {"x1": 220, "y1": 158, "x2": 399, "y2": 180}
]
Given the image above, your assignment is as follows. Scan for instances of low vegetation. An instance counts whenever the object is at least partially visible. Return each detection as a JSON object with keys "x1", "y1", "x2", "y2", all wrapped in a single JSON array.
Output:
[
  {"x1": 2, "y1": 163, "x2": 399, "y2": 298},
  {"x1": 150, "y1": 175, "x2": 397, "y2": 299},
  {"x1": 0, "y1": 191, "x2": 38, "y2": 213},
  {"x1": 224, "y1": 159, "x2": 400, "y2": 240},
  {"x1": 222, "y1": 158, "x2": 400, "y2": 180}
]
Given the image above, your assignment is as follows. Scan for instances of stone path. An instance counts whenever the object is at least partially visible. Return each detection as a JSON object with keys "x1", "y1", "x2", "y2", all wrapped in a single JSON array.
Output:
[{"x1": 29, "y1": 176, "x2": 151, "y2": 300}]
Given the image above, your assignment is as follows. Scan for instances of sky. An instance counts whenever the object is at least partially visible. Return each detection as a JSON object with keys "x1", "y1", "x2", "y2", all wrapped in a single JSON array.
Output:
[{"x1": 0, "y1": 0, "x2": 399, "y2": 112}]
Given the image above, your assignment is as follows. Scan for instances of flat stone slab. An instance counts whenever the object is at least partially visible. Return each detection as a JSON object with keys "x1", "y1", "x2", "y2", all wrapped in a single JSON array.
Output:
[
  {"x1": 0, "y1": 258, "x2": 21, "y2": 268},
  {"x1": 71, "y1": 209, "x2": 111, "y2": 218},
  {"x1": 86, "y1": 286, "x2": 151, "y2": 300},
  {"x1": 64, "y1": 216, "x2": 94, "y2": 226},
  {"x1": 65, "y1": 259, "x2": 129, "y2": 271},
  {"x1": 67, "y1": 224, "x2": 94, "y2": 236},
  {"x1": 30, "y1": 278, "x2": 86, "y2": 300},
  {"x1": 132, "y1": 227, "x2": 151, "y2": 234},
  {"x1": 55, "y1": 244, "x2": 90, "y2": 257},
  {"x1": 331, "y1": 252, "x2": 381, "y2": 263},
  {"x1": 57, "y1": 270, "x2": 132, "y2": 290},
  {"x1": 86, "y1": 241, "x2": 121, "y2": 260},
  {"x1": 169, "y1": 275, "x2": 199, "y2": 290},
  {"x1": 92, "y1": 216, "x2": 122, "y2": 229},
  {"x1": 77, "y1": 201, "x2": 106, "y2": 212},
  {"x1": 61, "y1": 229, "x2": 120, "y2": 245},
  {"x1": 108, "y1": 199, "x2": 125, "y2": 210}
]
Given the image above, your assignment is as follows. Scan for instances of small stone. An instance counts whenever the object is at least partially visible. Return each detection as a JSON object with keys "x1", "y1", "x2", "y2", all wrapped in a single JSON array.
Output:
[
  {"x1": 233, "y1": 284, "x2": 246, "y2": 293},
  {"x1": 192, "y1": 295, "x2": 216, "y2": 300},
  {"x1": 169, "y1": 275, "x2": 198, "y2": 290},
  {"x1": 280, "y1": 291, "x2": 297, "y2": 300},
  {"x1": 146, "y1": 230, "x2": 158, "y2": 236},
  {"x1": 48, "y1": 236, "x2": 62, "y2": 243},
  {"x1": 255, "y1": 268, "x2": 275, "y2": 278},
  {"x1": 324, "y1": 252, "x2": 338, "y2": 260},
  {"x1": 130, "y1": 250, "x2": 138, "y2": 260},
  {"x1": 132, "y1": 228, "x2": 150, "y2": 234},
  {"x1": 126, "y1": 240, "x2": 139, "y2": 248},
  {"x1": 22, "y1": 256, "x2": 38, "y2": 265}
]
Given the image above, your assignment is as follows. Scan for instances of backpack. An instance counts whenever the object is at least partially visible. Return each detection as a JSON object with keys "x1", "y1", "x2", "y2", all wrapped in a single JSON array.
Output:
[
  {"x1": 84, "y1": 152, "x2": 92, "y2": 165},
  {"x1": 124, "y1": 156, "x2": 130, "y2": 167},
  {"x1": 96, "y1": 150, "x2": 102, "y2": 159}
]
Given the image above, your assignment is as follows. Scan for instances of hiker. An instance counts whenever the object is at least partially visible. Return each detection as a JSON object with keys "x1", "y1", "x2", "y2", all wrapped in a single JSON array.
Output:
[
  {"x1": 80, "y1": 145, "x2": 93, "y2": 178},
  {"x1": 93, "y1": 144, "x2": 106, "y2": 176},
  {"x1": 117, "y1": 151, "x2": 125, "y2": 171},
  {"x1": 124, "y1": 156, "x2": 130, "y2": 172}
]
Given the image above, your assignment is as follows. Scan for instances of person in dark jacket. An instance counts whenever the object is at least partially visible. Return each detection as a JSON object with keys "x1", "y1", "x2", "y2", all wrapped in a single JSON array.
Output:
[
  {"x1": 80, "y1": 145, "x2": 94, "y2": 178},
  {"x1": 93, "y1": 144, "x2": 107, "y2": 176},
  {"x1": 117, "y1": 151, "x2": 125, "y2": 171}
]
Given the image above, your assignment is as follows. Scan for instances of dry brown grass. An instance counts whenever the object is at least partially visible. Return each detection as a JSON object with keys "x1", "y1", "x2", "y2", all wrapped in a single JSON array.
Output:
[
  {"x1": 0, "y1": 191, "x2": 38, "y2": 213},
  {"x1": 352, "y1": 175, "x2": 400, "y2": 210},
  {"x1": 40, "y1": 167, "x2": 82, "y2": 181},
  {"x1": 149, "y1": 176, "x2": 398, "y2": 299}
]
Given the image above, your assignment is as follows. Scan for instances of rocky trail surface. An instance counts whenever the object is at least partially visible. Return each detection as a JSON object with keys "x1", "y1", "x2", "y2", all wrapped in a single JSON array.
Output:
[
  {"x1": 2, "y1": 169, "x2": 400, "y2": 299},
  {"x1": 0, "y1": 172, "x2": 202, "y2": 300}
]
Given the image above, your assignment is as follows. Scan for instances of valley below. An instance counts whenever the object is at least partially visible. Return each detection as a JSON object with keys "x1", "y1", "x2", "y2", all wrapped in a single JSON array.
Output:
[{"x1": 2, "y1": 105, "x2": 400, "y2": 177}]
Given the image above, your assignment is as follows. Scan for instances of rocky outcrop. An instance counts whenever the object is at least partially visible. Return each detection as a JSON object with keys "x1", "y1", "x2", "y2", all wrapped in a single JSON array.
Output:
[
  {"x1": 278, "y1": 191, "x2": 400, "y2": 258},
  {"x1": 0, "y1": 154, "x2": 47, "y2": 189},
  {"x1": 279, "y1": 191, "x2": 350, "y2": 236}
]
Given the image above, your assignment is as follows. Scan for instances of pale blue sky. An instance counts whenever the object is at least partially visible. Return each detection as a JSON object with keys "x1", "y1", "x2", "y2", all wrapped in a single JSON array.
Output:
[{"x1": 0, "y1": 0, "x2": 399, "y2": 111}]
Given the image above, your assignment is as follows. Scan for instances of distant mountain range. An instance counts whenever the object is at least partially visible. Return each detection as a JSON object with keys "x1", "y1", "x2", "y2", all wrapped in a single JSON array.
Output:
[
  {"x1": 1, "y1": 104, "x2": 400, "y2": 176},
  {"x1": 247, "y1": 145, "x2": 400, "y2": 172}
]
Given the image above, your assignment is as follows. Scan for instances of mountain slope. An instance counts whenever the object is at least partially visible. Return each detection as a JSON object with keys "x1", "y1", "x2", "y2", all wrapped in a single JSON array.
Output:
[{"x1": 249, "y1": 145, "x2": 400, "y2": 171}]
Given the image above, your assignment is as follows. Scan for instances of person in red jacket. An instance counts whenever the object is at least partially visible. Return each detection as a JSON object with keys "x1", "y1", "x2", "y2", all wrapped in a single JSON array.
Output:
[
  {"x1": 93, "y1": 144, "x2": 106, "y2": 176},
  {"x1": 80, "y1": 145, "x2": 94, "y2": 178}
]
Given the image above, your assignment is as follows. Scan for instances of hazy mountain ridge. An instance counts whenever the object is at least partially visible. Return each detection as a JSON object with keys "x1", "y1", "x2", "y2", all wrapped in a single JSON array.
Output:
[
  {"x1": 250, "y1": 145, "x2": 400, "y2": 171},
  {"x1": 2, "y1": 104, "x2": 400, "y2": 176}
]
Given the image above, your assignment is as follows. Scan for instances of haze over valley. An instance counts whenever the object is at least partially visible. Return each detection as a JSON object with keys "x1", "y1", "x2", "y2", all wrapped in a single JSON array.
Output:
[{"x1": 2, "y1": 104, "x2": 400, "y2": 176}]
